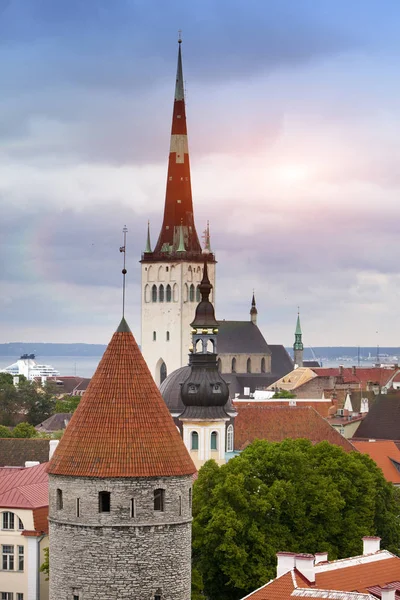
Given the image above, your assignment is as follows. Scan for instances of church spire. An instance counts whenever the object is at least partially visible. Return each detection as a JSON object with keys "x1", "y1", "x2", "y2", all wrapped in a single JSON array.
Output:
[
  {"x1": 250, "y1": 292, "x2": 258, "y2": 324},
  {"x1": 293, "y1": 309, "x2": 304, "y2": 368},
  {"x1": 144, "y1": 221, "x2": 152, "y2": 253},
  {"x1": 152, "y1": 38, "x2": 202, "y2": 257}
]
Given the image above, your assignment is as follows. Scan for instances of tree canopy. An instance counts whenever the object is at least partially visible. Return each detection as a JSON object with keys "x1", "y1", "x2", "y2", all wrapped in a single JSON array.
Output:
[
  {"x1": 192, "y1": 439, "x2": 400, "y2": 600},
  {"x1": 0, "y1": 380, "x2": 56, "y2": 426},
  {"x1": 12, "y1": 422, "x2": 38, "y2": 438},
  {"x1": 272, "y1": 389, "x2": 296, "y2": 399}
]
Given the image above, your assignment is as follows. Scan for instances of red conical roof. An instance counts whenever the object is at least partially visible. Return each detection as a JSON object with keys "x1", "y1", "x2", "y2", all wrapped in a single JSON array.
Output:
[{"x1": 48, "y1": 319, "x2": 196, "y2": 478}]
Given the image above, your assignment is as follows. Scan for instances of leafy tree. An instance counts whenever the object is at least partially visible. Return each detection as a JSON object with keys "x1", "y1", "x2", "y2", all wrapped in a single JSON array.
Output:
[
  {"x1": 0, "y1": 425, "x2": 12, "y2": 437},
  {"x1": 54, "y1": 395, "x2": 81, "y2": 414},
  {"x1": 272, "y1": 389, "x2": 296, "y2": 399},
  {"x1": 192, "y1": 439, "x2": 400, "y2": 600},
  {"x1": 18, "y1": 380, "x2": 56, "y2": 425},
  {"x1": 0, "y1": 373, "x2": 13, "y2": 386},
  {"x1": 40, "y1": 547, "x2": 49, "y2": 580},
  {"x1": 12, "y1": 422, "x2": 38, "y2": 438},
  {"x1": 0, "y1": 383, "x2": 20, "y2": 426}
]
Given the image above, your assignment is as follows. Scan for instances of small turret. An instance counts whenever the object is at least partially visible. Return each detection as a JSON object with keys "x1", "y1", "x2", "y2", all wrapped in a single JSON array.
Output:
[
  {"x1": 250, "y1": 292, "x2": 258, "y2": 324},
  {"x1": 144, "y1": 221, "x2": 152, "y2": 254},
  {"x1": 293, "y1": 310, "x2": 304, "y2": 368}
]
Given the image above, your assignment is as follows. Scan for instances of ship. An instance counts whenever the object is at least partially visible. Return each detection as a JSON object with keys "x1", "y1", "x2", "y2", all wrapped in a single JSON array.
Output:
[{"x1": 1, "y1": 354, "x2": 60, "y2": 380}]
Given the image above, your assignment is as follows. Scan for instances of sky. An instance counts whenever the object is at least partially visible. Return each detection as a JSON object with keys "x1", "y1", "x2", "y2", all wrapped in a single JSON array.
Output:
[{"x1": 1, "y1": 0, "x2": 400, "y2": 347}]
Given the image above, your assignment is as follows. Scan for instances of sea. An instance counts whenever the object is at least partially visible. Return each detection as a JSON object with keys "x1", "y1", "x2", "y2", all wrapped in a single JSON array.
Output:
[{"x1": 0, "y1": 355, "x2": 381, "y2": 379}]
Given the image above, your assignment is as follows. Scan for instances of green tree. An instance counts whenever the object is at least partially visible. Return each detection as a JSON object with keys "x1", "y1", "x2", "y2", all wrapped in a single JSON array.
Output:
[
  {"x1": 272, "y1": 389, "x2": 296, "y2": 399},
  {"x1": 18, "y1": 380, "x2": 56, "y2": 425},
  {"x1": 12, "y1": 422, "x2": 38, "y2": 438},
  {"x1": 54, "y1": 394, "x2": 81, "y2": 414},
  {"x1": 0, "y1": 425, "x2": 12, "y2": 437},
  {"x1": 192, "y1": 439, "x2": 400, "y2": 600},
  {"x1": 0, "y1": 373, "x2": 13, "y2": 386},
  {"x1": 40, "y1": 547, "x2": 49, "y2": 580},
  {"x1": 0, "y1": 383, "x2": 20, "y2": 426}
]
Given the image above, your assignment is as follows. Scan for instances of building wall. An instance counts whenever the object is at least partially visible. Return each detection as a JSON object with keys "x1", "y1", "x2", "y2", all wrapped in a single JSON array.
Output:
[
  {"x1": 0, "y1": 508, "x2": 47, "y2": 600},
  {"x1": 182, "y1": 420, "x2": 227, "y2": 469},
  {"x1": 219, "y1": 353, "x2": 271, "y2": 375},
  {"x1": 330, "y1": 420, "x2": 363, "y2": 439},
  {"x1": 141, "y1": 260, "x2": 216, "y2": 383},
  {"x1": 49, "y1": 474, "x2": 193, "y2": 600}
]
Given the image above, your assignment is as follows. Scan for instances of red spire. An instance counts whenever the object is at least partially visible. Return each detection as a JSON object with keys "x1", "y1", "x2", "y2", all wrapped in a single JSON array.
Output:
[
  {"x1": 152, "y1": 39, "x2": 202, "y2": 257},
  {"x1": 47, "y1": 318, "x2": 196, "y2": 478}
]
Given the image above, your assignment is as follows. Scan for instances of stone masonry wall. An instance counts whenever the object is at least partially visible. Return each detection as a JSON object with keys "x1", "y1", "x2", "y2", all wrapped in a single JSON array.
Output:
[{"x1": 49, "y1": 474, "x2": 193, "y2": 600}]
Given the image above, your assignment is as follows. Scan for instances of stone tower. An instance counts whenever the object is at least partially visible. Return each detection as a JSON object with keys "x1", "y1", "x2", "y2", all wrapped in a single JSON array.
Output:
[
  {"x1": 47, "y1": 317, "x2": 196, "y2": 600},
  {"x1": 179, "y1": 261, "x2": 235, "y2": 469},
  {"x1": 293, "y1": 311, "x2": 304, "y2": 368},
  {"x1": 141, "y1": 39, "x2": 216, "y2": 385}
]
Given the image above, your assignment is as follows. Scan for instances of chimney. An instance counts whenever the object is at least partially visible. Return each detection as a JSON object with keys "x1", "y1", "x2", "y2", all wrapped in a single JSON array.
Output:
[
  {"x1": 314, "y1": 552, "x2": 328, "y2": 564},
  {"x1": 25, "y1": 461, "x2": 40, "y2": 468},
  {"x1": 362, "y1": 536, "x2": 380, "y2": 555},
  {"x1": 381, "y1": 585, "x2": 396, "y2": 600},
  {"x1": 339, "y1": 365, "x2": 344, "y2": 376},
  {"x1": 49, "y1": 439, "x2": 60, "y2": 460},
  {"x1": 295, "y1": 554, "x2": 315, "y2": 583},
  {"x1": 352, "y1": 366, "x2": 356, "y2": 376},
  {"x1": 276, "y1": 552, "x2": 296, "y2": 577}
]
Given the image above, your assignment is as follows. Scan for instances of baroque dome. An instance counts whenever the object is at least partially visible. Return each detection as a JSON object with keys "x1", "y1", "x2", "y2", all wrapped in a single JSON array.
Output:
[{"x1": 159, "y1": 366, "x2": 191, "y2": 414}]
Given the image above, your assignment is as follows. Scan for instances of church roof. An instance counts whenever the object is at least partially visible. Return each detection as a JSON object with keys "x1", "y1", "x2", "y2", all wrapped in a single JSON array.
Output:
[
  {"x1": 217, "y1": 321, "x2": 271, "y2": 355},
  {"x1": 48, "y1": 319, "x2": 196, "y2": 478}
]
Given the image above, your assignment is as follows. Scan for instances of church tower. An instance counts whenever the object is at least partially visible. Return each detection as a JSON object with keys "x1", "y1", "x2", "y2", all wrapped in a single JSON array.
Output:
[
  {"x1": 47, "y1": 317, "x2": 196, "y2": 600},
  {"x1": 179, "y1": 261, "x2": 234, "y2": 469},
  {"x1": 293, "y1": 311, "x2": 304, "y2": 368},
  {"x1": 141, "y1": 39, "x2": 216, "y2": 385}
]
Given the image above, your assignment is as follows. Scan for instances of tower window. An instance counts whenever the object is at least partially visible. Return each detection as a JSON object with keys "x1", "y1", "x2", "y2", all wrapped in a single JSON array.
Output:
[
  {"x1": 166, "y1": 284, "x2": 172, "y2": 302},
  {"x1": 152, "y1": 284, "x2": 157, "y2": 302},
  {"x1": 99, "y1": 491, "x2": 110, "y2": 513},
  {"x1": 189, "y1": 284, "x2": 195, "y2": 302},
  {"x1": 76, "y1": 498, "x2": 80, "y2": 517},
  {"x1": 227, "y1": 424, "x2": 234, "y2": 453},
  {"x1": 130, "y1": 498, "x2": 136, "y2": 518},
  {"x1": 56, "y1": 489, "x2": 63, "y2": 510},
  {"x1": 231, "y1": 357, "x2": 236, "y2": 373},
  {"x1": 189, "y1": 488, "x2": 192, "y2": 510},
  {"x1": 153, "y1": 331, "x2": 156, "y2": 341},
  {"x1": 154, "y1": 489, "x2": 165, "y2": 512},
  {"x1": 196, "y1": 285, "x2": 201, "y2": 302},
  {"x1": 179, "y1": 495, "x2": 182, "y2": 516},
  {"x1": 261, "y1": 357, "x2": 266, "y2": 373},
  {"x1": 217, "y1": 358, "x2": 222, "y2": 372},
  {"x1": 166, "y1": 331, "x2": 170, "y2": 341},
  {"x1": 159, "y1": 284, "x2": 165, "y2": 302},
  {"x1": 247, "y1": 358, "x2": 252, "y2": 373},
  {"x1": 160, "y1": 362, "x2": 167, "y2": 384},
  {"x1": 191, "y1": 431, "x2": 199, "y2": 450},
  {"x1": 210, "y1": 431, "x2": 218, "y2": 451}
]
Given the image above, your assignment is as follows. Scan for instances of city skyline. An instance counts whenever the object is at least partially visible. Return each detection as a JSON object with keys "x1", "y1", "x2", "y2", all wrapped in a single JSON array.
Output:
[{"x1": 1, "y1": 1, "x2": 400, "y2": 345}]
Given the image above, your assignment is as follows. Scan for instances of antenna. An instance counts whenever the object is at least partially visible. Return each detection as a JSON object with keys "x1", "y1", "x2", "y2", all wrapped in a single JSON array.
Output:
[{"x1": 119, "y1": 226, "x2": 128, "y2": 318}]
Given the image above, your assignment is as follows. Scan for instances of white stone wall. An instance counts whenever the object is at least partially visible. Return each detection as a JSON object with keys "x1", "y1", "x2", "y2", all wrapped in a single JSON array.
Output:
[
  {"x1": 219, "y1": 352, "x2": 271, "y2": 374},
  {"x1": 141, "y1": 260, "x2": 216, "y2": 383},
  {"x1": 182, "y1": 420, "x2": 227, "y2": 469},
  {"x1": 48, "y1": 474, "x2": 193, "y2": 600}
]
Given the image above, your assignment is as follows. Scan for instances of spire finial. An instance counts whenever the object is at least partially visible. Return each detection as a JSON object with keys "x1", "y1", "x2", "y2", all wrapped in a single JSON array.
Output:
[
  {"x1": 119, "y1": 226, "x2": 128, "y2": 318},
  {"x1": 178, "y1": 29, "x2": 182, "y2": 44},
  {"x1": 144, "y1": 220, "x2": 152, "y2": 253},
  {"x1": 250, "y1": 290, "x2": 257, "y2": 323}
]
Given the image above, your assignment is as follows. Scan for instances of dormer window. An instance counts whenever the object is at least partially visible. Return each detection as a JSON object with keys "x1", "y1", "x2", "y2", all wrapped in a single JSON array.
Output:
[
  {"x1": 188, "y1": 384, "x2": 198, "y2": 394},
  {"x1": 213, "y1": 384, "x2": 221, "y2": 393}
]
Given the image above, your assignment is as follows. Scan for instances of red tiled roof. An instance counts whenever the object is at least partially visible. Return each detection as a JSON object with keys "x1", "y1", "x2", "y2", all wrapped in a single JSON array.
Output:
[
  {"x1": 244, "y1": 553, "x2": 400, "y2": 600},
  {"x1": 351, "y1": 441, "x2": 400, "y2": 484},
  {"x1": 234, "y1": 405, "x2": 355, "y2": 452},
  {"x1": 237, "y1": 400, "x2": 333, "y2": 418},
  {"x1": 312, "y1": 368, "x2": 396, "y2": 388},
  {"x1": 48, "y1": 320, "x2": 196, "y2": 478},
  {"x1": 0, "y1": 462, "x2": 48, "y2": 509}
]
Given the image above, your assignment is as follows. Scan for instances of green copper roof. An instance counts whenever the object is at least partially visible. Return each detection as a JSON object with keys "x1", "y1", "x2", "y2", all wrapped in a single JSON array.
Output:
[
  {"x1": 116, "y1": 317, "x2": 132, "y2": 333},
  {"x1": 144, "y1": 221, "x2": 152, "y2": 253},
  {"x1": 295, "y1": 313, "x2": 302, "y2": 335},
  {"x1": 177, "y1": 223, "x2": 186, "y2": 252}
]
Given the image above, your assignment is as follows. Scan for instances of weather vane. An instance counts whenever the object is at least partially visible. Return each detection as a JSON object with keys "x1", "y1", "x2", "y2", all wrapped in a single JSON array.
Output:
[{"x1": 119, "y1": 226, "x2": 128, "y2": 318}]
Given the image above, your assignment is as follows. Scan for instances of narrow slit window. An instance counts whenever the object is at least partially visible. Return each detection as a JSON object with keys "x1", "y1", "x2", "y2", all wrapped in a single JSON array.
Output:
[
  {"x1": 153, "y1": 331, "x2": 157, "y2": 341},
  {"x1": 56, "y1": 489, "x2": 63, "y2": 510},
  {"x1": 179, "y1": 495, "x2": 182, "y2": 516},
  {"x1": 130, "y1": 498, "x2": 136, "y2": 518},
  {"x1": 18, "y1": 545, "x2": 24, "y2": 571},
  {"x1": 189, "y1": 488, "x2": 192, "y2": 510},
  {"x1": 154, "y1": 489, "x2": 165, "y2": 512},
  {"x1": 99, "y1": 491, "x2": 111, "y2": 513},
  {"x1": 76, "y1": 498, "x2": 80, "y2": 517}
]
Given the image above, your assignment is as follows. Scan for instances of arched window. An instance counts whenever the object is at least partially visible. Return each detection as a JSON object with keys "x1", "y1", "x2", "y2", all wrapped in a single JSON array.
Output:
[
  {"x1": 144, "y1": 284, "x2": 150, "y2": 303},
  {"x1": 158, "y1": 266, "x2": 165, "y2": 281},
  {"x1": 189, "y1": 284, "x2": 195, "y2": 302},
  {"x1": 231, "y1": 357, "x2": 236, "y2": 373},
  {"x1": 191, "y1": 431, "x2": 199, "y2": 450},
  {"x1": 160, "y1": 362, "x2": 167, "y2": 384},
  {"x1": 154, "y1": 489, "x2": 165, "y2": 512},
  {"x1": 1, "y1": 512, "x2": 20, "y2": 529},
  {"x1": 217, "y1": 358, "x2": 222, "y2": 372},
  {"x1": 152, "y1": 284, "x2": 157, "y2": 302},
  {"x1": 261, "y1": 357, "x2": 266, "y2": 373},
  {"x1": 147, "y1": 265, "x2": 154, "y2": 281},
  {"x1": 184, "y1": 283, "x2": 189, "y2": 302},
  {"x1": 99, "y1": 491, "x2": 110, "y2": 513},
  {"x1": 187, "y1": 266, "x2": 193, "y2": 282},
  {"x1": 159, "y1": 284, "x2": 164, "y2": 302},
  {"x1": 153, "y1": 331, "x2": 156, "y2": 341},
  {"x1": 210, "y1": 431, "x2": 218, "y2": 451},
  {"x1": 166, "y1": 331, "x2": 170, "y2": 341},
  {"x1": 196, "y1": 285, "x2": 201, "y2": 302},
  {"x1": 226, "y1": 425, "x2": 234, "y2": 453},
  {"x1": 166, "y1": 284, "x2": 172, "y2": 302},
  {"x1": 247, "y1": 358, "x2": 252, "y2": 373},
  {"x1": 173, "y1": 283, "x2": 179, "y2": 302}
]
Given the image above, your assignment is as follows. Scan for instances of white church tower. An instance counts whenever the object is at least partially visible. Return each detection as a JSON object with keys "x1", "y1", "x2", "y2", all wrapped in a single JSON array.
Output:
[{"x1": 141, "y1": 38, "x2": 216, "y2": 384}]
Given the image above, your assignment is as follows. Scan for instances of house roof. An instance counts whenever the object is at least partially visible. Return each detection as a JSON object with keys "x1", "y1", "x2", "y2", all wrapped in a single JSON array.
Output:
[
  {"x1": 217, "y1": 321, "x2": 271, "y2": 355},
  {"x1": 233, "y1": 405, "x2": 355, "y2": 452},
  {"x1": 354, "y1": 393, "x2": 400, "y2": 440},
  {"x1": 351, "y1": 440, "x2": 400, "y2": 484},
  {"x1": 0, "y1": 462, "x2": 48, "y2": 509},
  {"x1": 0, "y1": 438, "x2": 50, "y2": 467},
  {"x1": 243, "y1": 551, "x2": 400, "y2": 600},
  {"x1": 312, "y1": 367, "x2": 398, "y2": 388},
  {"x1": 269, "y1": 345, "x2": 294, "y2": 378},
  {"x1": 35, "y1": 413, "x2": 71, "y2": 432},
  {"x1": 236, "y1": 399, "x2": 334, "y2": 418},
  {"x1": 269, "y1": 368, "x2": 317, "y2": 392},
  {"x1": 48, "y1": 319, "x2": 196, "y2": 478}
]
